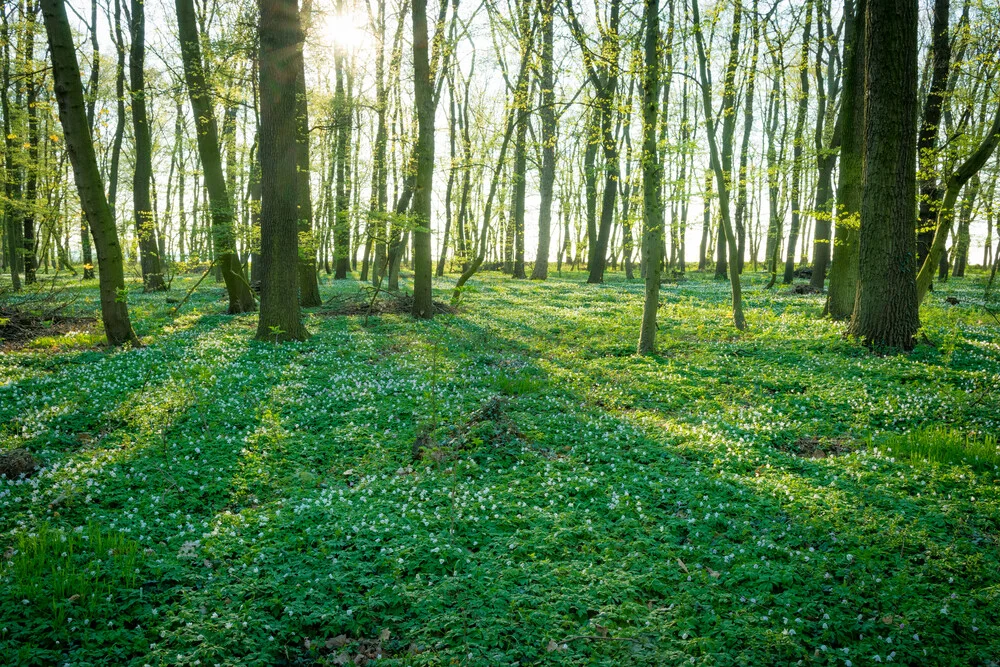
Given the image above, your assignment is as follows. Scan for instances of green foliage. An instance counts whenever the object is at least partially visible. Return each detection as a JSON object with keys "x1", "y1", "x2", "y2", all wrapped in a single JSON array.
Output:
[
  {"x1": 1, "y1": 270, "x2": 999, "y2": 666},
  {"x1": 877, "y1": 427, "x2": 1000, "y2": 471}
]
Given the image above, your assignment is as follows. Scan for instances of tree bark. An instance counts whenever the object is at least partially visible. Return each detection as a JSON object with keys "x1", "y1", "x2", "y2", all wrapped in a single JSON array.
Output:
[
  {"x1": 848, "y1": 0, "x2": 919, "y2": 349},
  {"x1": 638, "y1": 0, "x2": 663, "y2": 354},
  {"x1": 129, "y1": 0, "x2": 167, "y2": 290},
  {"x1": 915, "y1": 0, "x2": 951, "y2": 268},
  {"x1": 410, "y1": 0, "x2": 435, "y2": 317},
  {"x1": 825, "y1": 0, "x2": 864, "y2": 318},
  {"x1": 692, "y1": 0, "x2": 746, "y2": 329},
  {"x1": 40, "y1": 0, "x2": 139, "y2": 346},
  {"x1": 783, "y1": 0, "x2": 813, "y2": 283},
  {"x1": 176, "y1": 0, "x2": 256, "y2": 313},
  {"x1": 256, "y1": 0, "x2": 308, "y2": 341},
  {"x1": 530, "y1": 0, "x2": 556, "y2": 280},
  {"x1": 295, "y1": 6, "x2": 321, "y2": 305}
]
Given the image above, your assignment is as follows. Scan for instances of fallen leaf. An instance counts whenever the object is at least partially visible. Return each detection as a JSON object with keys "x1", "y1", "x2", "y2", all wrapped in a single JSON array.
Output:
[
  {"x1": 707, "y1": 567, "x2": 720, "y2": 578},
  {"x1": 326, "y1": 635, "x2": 348, "y2": 649},
  {"x1": 379, "y1": 628, "x2": 391, "y2": 642},
  {"x1": 677, "y1": 558, "x2": 689, "y2": 574}
]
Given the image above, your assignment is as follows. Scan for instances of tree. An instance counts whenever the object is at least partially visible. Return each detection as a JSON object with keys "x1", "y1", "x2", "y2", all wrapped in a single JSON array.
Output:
[
  {"x1": 530, "y1": 0, "x2": 556, "y2": 280},
  {"x1": 847, "y1": 0, "x2": 919, "y2": 349},
  {"x1": 296, "y1": 0, "x2": 321, "y2": 305},
  {"x1": 915, "y1": 0, "x2": 952, "y2": 269},
  {"x1": 916, "y1": 100, "x2": 1000, "y2": 303},
  {"x1": 825, "y1": 0, "x2": 864, "y2": 319},
  {"x1": 129, "y1": 0, "x2": 166, "y2": 291},
  {"x1": 566, "y1": 0, "x2": 622, "y2": 284},
  {"x1": 410, "y1": 0, "x2": 435, "y2": 318},
  {"x1": 40, "y1": 0, "x2": 139, "y2": 346},
  {"x1": 256, "y1": 0, "x2": 308, "y2": 342},
  {"x1": 176, "y1": 0, "x2": 256, "y2": 314},
  {"x1": 783, "y1": 0, "x2": 813, "y2": 284},
  {"x1": 692, "y1": 0, "x2": 747, "y2": 330},
  {"x1": 638, "y1": 0, "x2": 663, "y2": 354}
]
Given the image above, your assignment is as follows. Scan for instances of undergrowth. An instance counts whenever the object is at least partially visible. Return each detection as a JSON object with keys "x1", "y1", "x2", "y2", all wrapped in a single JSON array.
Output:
[{"x1": 1, "y1": 269, "x2": 999, "y2": 666}]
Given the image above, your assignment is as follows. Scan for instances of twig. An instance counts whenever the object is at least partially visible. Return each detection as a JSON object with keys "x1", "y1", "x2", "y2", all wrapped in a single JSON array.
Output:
[{"x1": 170, "y1": 260, "x2": 217, "y2": 316}]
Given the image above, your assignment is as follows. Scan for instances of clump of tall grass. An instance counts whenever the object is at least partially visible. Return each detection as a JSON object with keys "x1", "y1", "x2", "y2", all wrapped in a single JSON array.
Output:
[{"x1": 877, "y1": 427, "x2": 1000, "y2": 471}]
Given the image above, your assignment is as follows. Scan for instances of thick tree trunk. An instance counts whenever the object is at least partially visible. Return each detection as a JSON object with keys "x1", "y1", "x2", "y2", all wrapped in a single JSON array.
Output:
[
  {"x1": 176, "y1": 0, "x2": 256, "y2": 313},
  {"x1": 40, "y1": 0, "x2": 138, "y2": 346},
  {"x1": 256, "y1": 0, "x2": 308, "y2": 341},
  {"x1": 848, "y1": 0, "x2": 919, "y2": 349}
]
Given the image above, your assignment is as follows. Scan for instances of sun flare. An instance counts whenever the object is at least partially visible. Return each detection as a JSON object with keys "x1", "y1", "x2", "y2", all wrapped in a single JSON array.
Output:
[{"x1": 318, "y1": 10, "x2": 370, "y2": 53}]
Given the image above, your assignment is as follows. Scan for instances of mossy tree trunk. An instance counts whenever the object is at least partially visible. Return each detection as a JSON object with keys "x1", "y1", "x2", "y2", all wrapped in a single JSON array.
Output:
[
  {"x1": 176, "y1": 0, "x2": 256, "y2": 314},
  {"x1": 40, "y1": 0, "x2": 139, "y2": 346},
  {"x1": 825, "y1": 0, "x2": 864, "y2": 318}
]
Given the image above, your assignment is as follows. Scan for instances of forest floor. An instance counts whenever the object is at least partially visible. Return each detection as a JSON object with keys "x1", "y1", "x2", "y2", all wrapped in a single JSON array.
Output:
[{"x1": 1, "y1": 268, "x2": 1000, "y2": 666}]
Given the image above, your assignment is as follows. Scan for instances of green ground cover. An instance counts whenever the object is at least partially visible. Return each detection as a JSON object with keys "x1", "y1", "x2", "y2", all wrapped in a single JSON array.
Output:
[{"x1": 1, "y1": 271, "x2": 999, "y2": 666}]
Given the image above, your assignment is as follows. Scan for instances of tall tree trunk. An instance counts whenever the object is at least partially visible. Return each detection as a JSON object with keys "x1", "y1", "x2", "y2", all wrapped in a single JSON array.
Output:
[
  {"x1": 915, "y1": 0, "x2": 951, "y2": 269},
  {"x1": 176, "y1": 0, "x2": 256, "y2": 313},
  {"x1": 638, "y1": 0, "x2": 663, "y2": 354},
  {"x1": 783, "y1": 0, "x2": 813, "y2": 283},
  {"x1": 410, "y1": 0, "x2": 436, "y2": 317},
  {"x1": 368, "y1": 0, "x2": 389, "y2": 285},
  {"x1": 733, "y1": 0, "x2": 759, "y2": 275},
  {"x1": 567, "y1": 0, "x2": 621, "y2": 284},
  {"x1": 256, "y1": 0, "x2": 308, "y2": 341},
  {"x1": 825, "y1": 0, "x2": 864, "y2": 318},
  {"x1": 21, "y1": 1, "x2": 38, "y2": 285},
  {"x1": 809, "y1": 0, "x2": 841, "y2": 291},
  {"x1": 108, "y1": 0, "x2": 126, "y2": 219},
  {"x1": 583, "y1": 107, "x2": 599, "y2": 270},
  {"x1": 436, "y1": 74, "x2": 458, "y2": 277},
  {"x1": 295, "y1": 3, "x2": 321, "y2": 305},
  {"x1": 848, "y1": 0, "x2": 919, "y2": 349},
  {"x1": 129, "y1": 0, "x2": 166, "y2": 290},
  {"x1": 951, "y1": 174, "x2": 978, "y2": 277},
  {"x1": 530, "y1": 0, "x2": 555, "y2": 280},
  {"x1": 692, "y1": 0, "x2": 746, "y2": 329},
  {"x1": 82, "y1": 0, "x2": 99, "y2": 279},
  {"x1": 40, "y1": 0, "x2": 138, "y2": 346}
]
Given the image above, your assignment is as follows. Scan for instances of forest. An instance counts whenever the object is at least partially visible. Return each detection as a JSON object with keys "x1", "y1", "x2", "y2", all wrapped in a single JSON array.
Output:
[{"x1": 1, "y1": 0, "x2": 1000, "y2": 663}]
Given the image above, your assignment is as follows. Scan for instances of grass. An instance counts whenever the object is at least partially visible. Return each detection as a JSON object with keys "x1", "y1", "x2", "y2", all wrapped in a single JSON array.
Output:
[
  {"x1": 1, "y1": 267, "x2": 999, "y2": 666},
  {"x1": 877, "y1": 427, "x2": 1000, "y2": 471}
]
